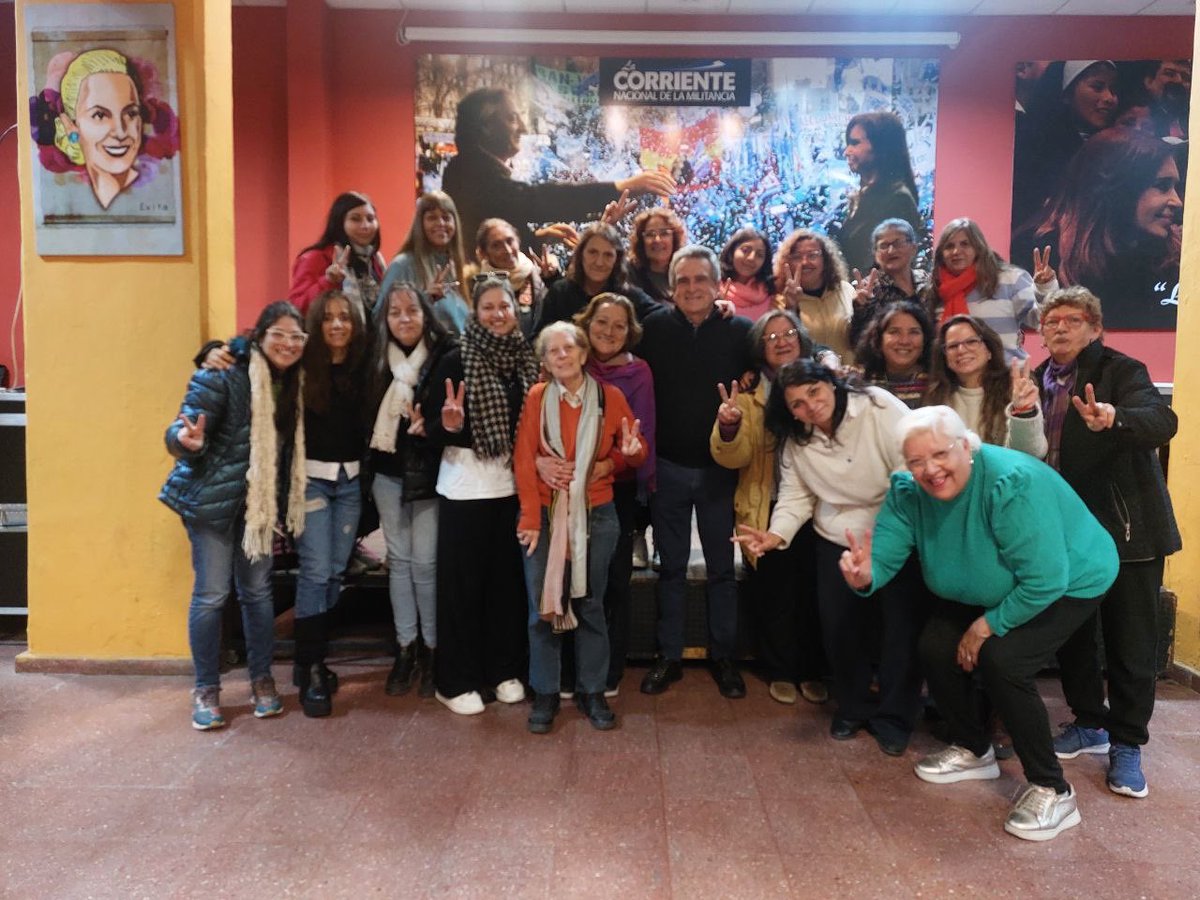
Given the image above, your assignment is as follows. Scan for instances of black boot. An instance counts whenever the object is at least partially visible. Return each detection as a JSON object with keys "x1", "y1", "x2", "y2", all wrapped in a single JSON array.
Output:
[
  {"x1": 417, "y1": 643, "x2": 436, "y2": 699},
  {"x1": 386, "y1": 643, "x2": 417, "y2": 696},
  {"x1": 299, "y1": 663, "x2": 332, "y2": 718},
  {"x1": 292, "y1": 613, "x2": 338, "y2": 694}
]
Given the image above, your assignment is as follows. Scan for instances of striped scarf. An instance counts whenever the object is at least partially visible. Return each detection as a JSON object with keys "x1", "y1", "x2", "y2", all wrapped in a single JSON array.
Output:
[{"x1": 1041, "y1": 359, "x2": 1077, "y2": 471}]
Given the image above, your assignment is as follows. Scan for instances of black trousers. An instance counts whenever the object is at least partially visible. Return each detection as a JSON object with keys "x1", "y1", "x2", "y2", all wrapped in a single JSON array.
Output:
[
  {"x1": 1057, "y1": 558, "x2": 1162, "y2": 747},
  {"x1": 921, "y1": 595, "x2": 1100, "y2": 792},
  {"x1": 752, "y1": 521, "x2": 826, "y2": 684},
  {"x1": 434, "y1": 496, "x2": 529, "y2": 698},
  {"x1": 814, "y1": 536, "x2": 925, "y2": 733}
]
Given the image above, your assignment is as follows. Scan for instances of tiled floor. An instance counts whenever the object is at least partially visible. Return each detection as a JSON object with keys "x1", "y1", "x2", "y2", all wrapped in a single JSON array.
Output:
[{"x1": 2, "y1": 642, "x2": 1199, "y2": 899}]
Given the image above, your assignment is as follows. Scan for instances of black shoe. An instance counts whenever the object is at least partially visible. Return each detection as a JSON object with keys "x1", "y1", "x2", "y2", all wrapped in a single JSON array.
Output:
[
  {"x1": 830, "y1": 717, "x2": 867, "y2": 741},
  {"x1": 385, "y1": 643, "x2": 417, "y2": 696},
  {"x1": 293, "y1": 662, "x2": 338, "y2": 695},
  {"x1": 417, "y1": 645, "x2": 436, "y2": 699},
  {"x1": 710, "y1": 658, "x2": 746, "y2": 699},
  {"x1": 868, "y1": 720, "x2": 910, "y2": 757},
  {"x1": 300, "y1": 663, "x2": 332, "y2": 718},
  {"x1": 640, "y1": 659, "x2": 683, "y2": 695},
  {"x1": 575, "y1": 692, "x2": 617, "y2": 731},
  {"x1": 527, "y1": 692, "x2": 560, "y2": 734}
]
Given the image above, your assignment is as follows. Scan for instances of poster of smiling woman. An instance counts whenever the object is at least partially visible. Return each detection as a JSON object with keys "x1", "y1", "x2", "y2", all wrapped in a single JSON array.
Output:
[{"x1": 25, "y1": 4, "x2": 182, "y2": 256}]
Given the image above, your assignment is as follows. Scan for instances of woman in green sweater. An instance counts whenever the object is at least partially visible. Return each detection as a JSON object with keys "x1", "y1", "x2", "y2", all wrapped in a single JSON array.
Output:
[{"x1": 839, "y1": 405, "x2": 1118, "y2": 843}]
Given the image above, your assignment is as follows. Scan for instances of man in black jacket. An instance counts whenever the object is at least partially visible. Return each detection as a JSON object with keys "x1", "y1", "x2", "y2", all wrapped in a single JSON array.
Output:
[
  {"x1": 636, "y1": 245, "x2": 753, "y2": 698},
  {"x1": 441, "y1": 88, "x2": 675, "y2": 250}
]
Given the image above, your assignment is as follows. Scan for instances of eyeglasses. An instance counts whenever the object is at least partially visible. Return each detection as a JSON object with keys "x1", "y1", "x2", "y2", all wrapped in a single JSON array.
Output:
[
  {"x1": 763, "y1": 328, "x2": 800, "y2": 344},
  {"x1": 473, "y1": 271, "x2": 510, "y2": 283},
  {"x1": 875, "y1": 240, "x2": 911, "y2": 252},
  {"x1": 905, "y1": 442, "x2": 958, "y2": 474},
  {"x1": 264, "y1": 329, "x2": 308, "y2": 346},
  {"x1": 944, "y1": 337, "x2": 984, "y2": 353},
  {"x1": 786, "y1": 251, "x2": 824, "y2": 263},
  {"x1": 1040, "y1": 314, "x2": 1090, "y2": 331},
  {"x1": 643, "y1": 229, "x2": 674, "y2": 241}
]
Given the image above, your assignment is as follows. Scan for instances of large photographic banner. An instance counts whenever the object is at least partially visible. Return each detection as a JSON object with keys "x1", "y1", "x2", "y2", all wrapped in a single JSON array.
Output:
[
  {"x1": 416, "y1": 55, "x2": 937, "y2": 264},
  {"x1": 1010, "y1": 59, "x2": 1189, "y2": 331}
]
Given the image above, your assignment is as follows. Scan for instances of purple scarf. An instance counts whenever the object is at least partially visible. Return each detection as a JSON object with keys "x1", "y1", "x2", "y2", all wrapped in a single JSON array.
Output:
[
  {"x1": 586, "y1": 355, "x2": 657, "y2": 500},
  {"x1": 1041, "y1": 358, "x2": 1077, "y2": 471}
]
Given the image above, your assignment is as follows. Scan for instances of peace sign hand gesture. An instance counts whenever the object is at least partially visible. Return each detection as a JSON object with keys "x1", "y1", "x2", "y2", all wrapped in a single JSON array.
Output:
[
  {"x1": 600, "y1": 189, "x2": 636, "y2": 226},
  {"x1": 441, "y1": 379, "x2": 466, "y2": 433},
  {"x1": 851, "y1": 268, "x2": 879, "y2": 307},
  {"x1": 781, "y1": 263, "x2": 804, "y2": 305},
  {"x1": 428, "y1": 262, "x2": 457, "y2": 300},
  {"x1": 620, "y1": 417, "x2": 643, "y2": 459},
  {"x1": 716, "y1": 381, "x2": 742, "y2": 427},
  {"x1": 1009, "y1": 359, "x2": 1039, "y2": 414},
  {"x1": 838, "y1": 528, "x2": 873, "y2": 591},
  {"x1": 1072, "y1": 383, "x2": 1116, "y2": 431},
  {"x1": 406, "y1": 402, "x2": 426, "y2": 437},
  {"x1": 325, "y1": 244, "x2": 351, "y2": 285},
  {"x1": 525, "y1": 245, "x2": 560, "y2": 278},
  {"x1": 1032, "y1": 245, "x2": 1057, "y2": 286},
  {"x1": 731, "y1": 524, "x2": 783, "y2": 561},
  {"x1": 176, "y1": 413, "x2": 207, "y2": 452}
]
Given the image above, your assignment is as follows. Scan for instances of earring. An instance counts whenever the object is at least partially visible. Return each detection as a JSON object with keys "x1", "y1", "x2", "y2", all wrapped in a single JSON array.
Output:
[{"x1": 68, "y1": 131, "x2": 79, "y2": 144}]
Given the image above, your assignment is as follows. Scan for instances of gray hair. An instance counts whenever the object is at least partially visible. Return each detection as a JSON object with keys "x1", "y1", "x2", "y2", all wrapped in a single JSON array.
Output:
[
  {"x1": 534, "y1": 320, "x2": 589, "y2": 360},
  {"x1": 871, "y1": 218, "x2": 917, "y2": 246},
  {"x1": 896, "y1": 405, "x2": 981, "y2": 457},
  {"x1": 747, "y1": 308, "x2": 813, "y2": 369},
  {"x1": 668, "y1": 244, "x2": 720, "y2": 289}
]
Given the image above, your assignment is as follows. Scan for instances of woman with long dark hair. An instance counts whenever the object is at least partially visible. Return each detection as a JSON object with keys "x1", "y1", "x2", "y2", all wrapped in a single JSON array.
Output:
[
  {"x1": 734, "y1": 360, "x2": 924, "y2": 756},
  {"x1": 836, "y1": 111, "x2": 923, "y2": 274},
  {"x1": 718, "y1": 226, "x2": 777, "y2": 322},
  {"x1": 379, "y1": 191, "x2": 471, "y2": 334},
  {"x1": 161, "y1": 302, "x2": 308, "y2": 730},
  {"x1": 853, "y1": 300, "x2": 934, "y2": 409},
  {"x1": 289, "y1": 192, "x2": 386, "y2": 316}
]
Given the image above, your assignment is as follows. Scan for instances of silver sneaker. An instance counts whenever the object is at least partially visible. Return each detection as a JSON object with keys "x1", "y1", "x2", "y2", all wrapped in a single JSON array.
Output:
[
  {"x1": 1004, "y1": 783, "x2": 1081, "y2": 842},
  {"x1": 914, "y1": 744, "x2": 1001, "y2": 784}
]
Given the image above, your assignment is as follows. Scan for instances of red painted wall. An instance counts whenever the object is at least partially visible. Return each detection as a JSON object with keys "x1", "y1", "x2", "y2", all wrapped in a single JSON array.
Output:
[{"x1": 1, "y1": 7, "x2": 23, "y2": 387}]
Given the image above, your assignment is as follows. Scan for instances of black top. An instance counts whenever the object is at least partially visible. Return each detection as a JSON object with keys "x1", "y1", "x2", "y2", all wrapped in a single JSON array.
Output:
[
  {"x1": 536, "y1": 278, "x2": 660, "y2": 334},
  {"x1": 636, "y1": 305, "x2": 753, "y2": 468},
  {"x1": 306, "y1": 362, "x2": 366, "y2": 464}
]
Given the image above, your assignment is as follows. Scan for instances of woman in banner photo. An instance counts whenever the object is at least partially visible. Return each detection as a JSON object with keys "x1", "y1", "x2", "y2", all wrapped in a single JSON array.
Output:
[
  {"x1": 379, "y1": 192, "x2": 471, "y2": 335},
  {"x1": 30, "y1": 46, "x2": 180, "y2": 211},
  {"x1": 922, "y1": 218, "x2": 1057, "y2": 362},
  {"x1": 160, "y1": 302, "x2": 308, "y2": 731},
  {"x1": 835, "y1": 111, "x2": 923, "y2": 275},
  {"x1": 513, "y1": 321, "x2": 647, "y2": 735},
  {"x1": 839, "y1": 405, "x2": 1118, "y2": 842},
  {"x1": 288, "y1": 192, "x2": 387, "y2": 317},
  {"x1": 423, "y1": 273, "x2": 540, "y2": 716},
  {"x1": 1013, "y1": 127, "x2": 1182, "y2": 331}
]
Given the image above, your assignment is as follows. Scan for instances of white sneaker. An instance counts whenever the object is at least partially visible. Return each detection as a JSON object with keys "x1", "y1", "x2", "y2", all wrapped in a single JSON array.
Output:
[
  {"x1": 436, "y1": 690, "x2": 485, "y2": 716},
  {"x1": 914, "y1": 744, "x2": 1001, "y2": 784},
  {"x1": 603, "y1": 686, "x2": 619, "y2": 699},
  {"x1": 631, "y1": 534, "x2": 650, "y2": 570},
  {"x1": 559, "y1": 690, "x2": 575, "y2": 701},
  {"x1": 495, "y1": 679, "x2": 526, "y2": 704},
  {"x1": 1004, "y1": 784, "x2": 1081, "y2": 842}
]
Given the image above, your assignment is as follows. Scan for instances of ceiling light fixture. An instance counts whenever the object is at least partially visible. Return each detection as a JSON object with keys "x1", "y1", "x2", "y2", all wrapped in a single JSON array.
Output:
[{"x1": 396, "y1": 26, "x2": 961, "y2": 49}]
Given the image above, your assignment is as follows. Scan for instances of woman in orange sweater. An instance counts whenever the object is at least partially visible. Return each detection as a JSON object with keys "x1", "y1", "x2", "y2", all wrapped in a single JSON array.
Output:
[{"x1": 514, "y1": 321, "x2": 647, "y2": 735}]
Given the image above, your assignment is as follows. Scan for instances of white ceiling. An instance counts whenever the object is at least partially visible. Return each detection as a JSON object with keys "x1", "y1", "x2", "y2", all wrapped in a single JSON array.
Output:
[{"x1": 295, "y1": 0, "x2": 1196, "y2": 12}]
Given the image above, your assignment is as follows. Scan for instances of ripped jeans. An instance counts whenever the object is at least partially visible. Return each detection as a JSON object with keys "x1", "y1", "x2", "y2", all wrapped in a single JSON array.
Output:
[{"x1": 293, "y1": 469, "x2": 362, "y2": 620}]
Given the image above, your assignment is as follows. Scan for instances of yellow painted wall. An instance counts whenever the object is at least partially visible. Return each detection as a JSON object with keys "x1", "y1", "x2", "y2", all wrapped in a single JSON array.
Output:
[{"x1": 15, "y1": 0, "x2": 235, "y2": 660}]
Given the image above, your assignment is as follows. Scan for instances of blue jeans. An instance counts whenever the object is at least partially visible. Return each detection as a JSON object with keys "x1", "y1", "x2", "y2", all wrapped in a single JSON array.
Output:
[
  {"x1": 523, "y1": 503, "x2": 619, "y2": 695},
  {"x1": 373, "y1": 474, "x2": 438, "y2": 647},
  {"x1": 650, "y1": 457, "x2": 738, "y2": 661},
  {"x1": 185, "y1": 519, "x2": 276, "y2": 689},
  {"x1": 294, "y1": 470, "x2": 362, "y2": 620}
]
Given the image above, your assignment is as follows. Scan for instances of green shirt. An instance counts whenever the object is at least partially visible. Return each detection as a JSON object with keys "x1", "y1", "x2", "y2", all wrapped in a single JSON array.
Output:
[{"x1": 868, "y1": 443, "x2": 1118, "y2": 636}]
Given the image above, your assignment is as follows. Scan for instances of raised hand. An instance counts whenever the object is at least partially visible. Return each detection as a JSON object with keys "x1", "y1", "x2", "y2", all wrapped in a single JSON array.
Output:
[
  {"x1": 781, "y1": 263, "x2": 804, "y2": 307},
  {"x1": 615, "y1": 169, "x2": 677, "y2": 198},
  {"x1": 517, "y1": 528, "x2": 540, "y2": 557},
  {"x1": 176, "y1": 413, "x2": 207, "y2": 452},
  {"x1": 534, "y1": 223, "x2": 580, "y2": 249},
  {"x1": 716, "y1": 381, "x2": 743, "y2": 427},
  {"x1": 600, "y1": 189, "x2": 636, "y2": 226},
  {"x1": 441, "y1": 378, "x2": 466, "y2": 433},
  {"x1": 1009, "y1": 359, "x2": 1038, "y2": 413},
  {"x1": 838, "y1": 528, "x2": 873, "y2": 590},
  {"x1": 620, "y1": 417, "x2": 643, "y2": 458},
  {"x1": 535, "y1": 454, "x2": 574, "y2": 491},
  {"x1": 325, "y1": 244, "x2": 351, "y2": 284},
  {"x1": 1072, "y1": 382, "x2": 1116, "y2": 431},
  {"x1": 406, "y1": 402, "x2": 426, "y2": 437},
  {"x1": 851, "y1": 268, "x2": 879, "y2": 307},
  {"x1": 731, "y1": 524, "x2": 783, "y2": 561},
  {"x1": 525, "y1": 245, "x2": 560, "y2": 278},
  {"x1": 428, "y1": 262, "x2": 457, "y2": 300},
  {"x1": 201, "y1": 344, "x2": 235, "y2": 371},
  {"x1": 1032, "y1": 245, "x2": 1057, "y2": 286}
]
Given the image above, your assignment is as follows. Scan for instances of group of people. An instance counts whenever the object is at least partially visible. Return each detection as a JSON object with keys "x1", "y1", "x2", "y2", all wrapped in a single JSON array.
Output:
[{"x1": 161, "y1": 148, "x2": 1177, "y2": 844}]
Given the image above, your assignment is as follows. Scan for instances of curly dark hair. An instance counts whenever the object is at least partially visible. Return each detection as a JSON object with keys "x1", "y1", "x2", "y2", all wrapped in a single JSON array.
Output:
[{"x1": 854, "y1": 300, "x2": 934, "y2": 379}]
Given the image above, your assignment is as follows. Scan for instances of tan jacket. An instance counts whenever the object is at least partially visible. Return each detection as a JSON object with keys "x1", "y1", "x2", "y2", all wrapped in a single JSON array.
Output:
[{"x1": 709, "y1": 379, "x2": 776, "y2": 568}]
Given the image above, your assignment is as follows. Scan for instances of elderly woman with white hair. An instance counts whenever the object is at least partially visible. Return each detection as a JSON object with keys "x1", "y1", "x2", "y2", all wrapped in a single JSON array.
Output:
[{"x1": 839, "y1": 405, "x2": 1119, "y2": 842}]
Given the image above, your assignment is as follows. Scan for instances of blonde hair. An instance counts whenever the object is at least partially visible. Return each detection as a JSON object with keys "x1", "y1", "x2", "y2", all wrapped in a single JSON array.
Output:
[{"x1": 54, "y1": 49, "x2": 134, "y2": 165}]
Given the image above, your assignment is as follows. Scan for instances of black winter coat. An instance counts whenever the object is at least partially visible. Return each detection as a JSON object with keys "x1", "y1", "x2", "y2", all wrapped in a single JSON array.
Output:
[{"x1": 1035, "y1": 339, "x2": 1181, "y2": 561}]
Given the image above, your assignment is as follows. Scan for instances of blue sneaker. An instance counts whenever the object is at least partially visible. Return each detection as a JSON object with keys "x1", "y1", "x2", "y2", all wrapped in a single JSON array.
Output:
[
  {"x1": 1053, "y1": 723, "x2": 1109, "y2": 759},
  {"x1": 191, "y1": 686, "x2": 226, "y2": 731},
  {"x1": 1107, "y1": 743, "x2": 1149, "y2": 798},
  {"x1": 251, "y1": 675, "x2": 283, "y2": 719}
]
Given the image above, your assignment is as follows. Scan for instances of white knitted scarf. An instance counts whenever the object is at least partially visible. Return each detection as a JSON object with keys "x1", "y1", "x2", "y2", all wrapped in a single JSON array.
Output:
[
  {"x1": 369, "y1": 340, "x2": 429, "y2": 452},
  {"x1": 242, "y1": 346, "x2": 307, "y2": 561}
]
